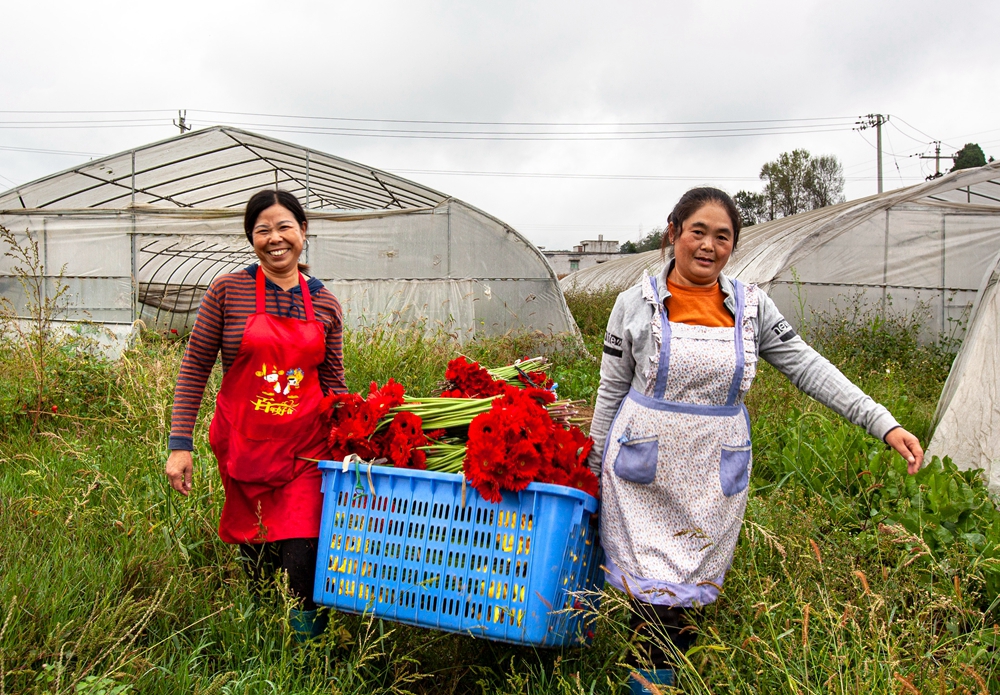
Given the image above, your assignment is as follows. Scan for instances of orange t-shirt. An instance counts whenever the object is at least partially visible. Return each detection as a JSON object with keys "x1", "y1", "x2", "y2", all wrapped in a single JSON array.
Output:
[{"x1": 664, "y1": 277, "x2": 735, "y2": 328}]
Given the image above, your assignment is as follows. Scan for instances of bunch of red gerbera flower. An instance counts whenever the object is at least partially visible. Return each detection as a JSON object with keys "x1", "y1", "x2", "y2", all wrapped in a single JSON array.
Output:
[
  {"x1": 440, "y1": 355, "x2": 555, "y2": 398},
  {"x1": 463, "y1": 384, "x2": 598, "y2": 502},
  {"x1": 322, "y1": 379, "x2": 429, "y2": 469},
  {"x1": 440, "y1": 356, "x2": 506, "y2": 398},
  {"x1": 322, "y1": 359, "x2": 599, "y2": 502}
]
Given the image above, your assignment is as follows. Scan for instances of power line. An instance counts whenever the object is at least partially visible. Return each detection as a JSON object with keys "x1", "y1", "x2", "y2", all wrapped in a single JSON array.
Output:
[
  {"x1": 0, "y1": 117, "x2": 857, "y2": 140},
  {"x1": 195, "y1": 109, "x2": 855, "y2": 127},
  {"x1": 0, "y1": 107, "x2": 856, "y2": 127},
  {"x1": 0, "y1": 117, "x2": 167, "y2": 125},
  {"x1": 192, "y1": 122, "x2": 854, "y2": 142},
  {"x1": 392, "y1": 169, "x2": 759, "y2": 181},
  {"x1": 392, "y1": 167, "x2": 906, "y2": 182},
  {"x1": 0, "y1": 144, "x2": 106, "y2": 156},
  {"x1": 204, "y1": 119, "x2": 855, "y2": 136},
  {"x1": 0, "y1": 109, "x2": 172, "y2": 114},
  {"x1": 888, "y1": 114, "x2": 954, "y2": 149}
]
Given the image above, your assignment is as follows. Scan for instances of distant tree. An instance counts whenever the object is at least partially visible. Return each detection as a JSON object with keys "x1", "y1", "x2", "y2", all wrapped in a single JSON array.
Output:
[
  {"x1": 760, "y1": 149, "x2": 813, "y2": 218},
  {"x1": 952, "y1": 143, "x2": 987, "y2": 172},
  {"x1": 758, "y1": 149, "x2": 845, "y2": 220},
  {"x1": 733, "y1": 190, "x2": 768, "y2": 227},
  {"x1": 806, "y1": 154, "x2": 846, "y2": 208},
  {"x1": 621, "y1": 227, "x2": 663, "y2": 254}
]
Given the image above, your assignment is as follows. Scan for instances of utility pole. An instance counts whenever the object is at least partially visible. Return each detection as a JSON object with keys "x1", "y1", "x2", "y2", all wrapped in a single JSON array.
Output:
[
  {"x1": 919, "y1": 141, "x2": 946, "y2": 180},
  {"x1": 856, "y1": 114, "x2": 888, "y2": 193},
  {"x1": 173, "y1": 110, "x2": 191, "y2": 134}
]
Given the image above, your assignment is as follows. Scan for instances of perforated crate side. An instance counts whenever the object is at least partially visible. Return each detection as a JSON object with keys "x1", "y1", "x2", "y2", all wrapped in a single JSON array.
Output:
[{"x1": 313, "y1": 462, "x2": 601, "y2": 646}]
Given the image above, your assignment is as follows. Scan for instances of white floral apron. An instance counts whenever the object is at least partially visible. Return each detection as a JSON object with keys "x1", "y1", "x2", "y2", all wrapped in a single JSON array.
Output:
[{"x1": 600, "y1": 273, "x2": 759, "y2": 606}]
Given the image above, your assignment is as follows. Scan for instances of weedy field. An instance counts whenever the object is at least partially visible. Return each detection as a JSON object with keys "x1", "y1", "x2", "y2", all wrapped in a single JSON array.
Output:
[{"x1": 1, "y1": 283, "x2": 999, "y2": 694}]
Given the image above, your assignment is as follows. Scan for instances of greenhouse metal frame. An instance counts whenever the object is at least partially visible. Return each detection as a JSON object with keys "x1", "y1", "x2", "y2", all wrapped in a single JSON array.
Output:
[{"x1": 0, "y1": 127, "x2": 577, "y2": 345}]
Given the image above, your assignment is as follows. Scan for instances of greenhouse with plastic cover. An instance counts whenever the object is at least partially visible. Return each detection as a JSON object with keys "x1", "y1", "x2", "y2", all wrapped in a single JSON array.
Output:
[
  {"x1": 0, "y1": 127, "x2": 577, "y2": 349},
  {"x1": 928, "y1": 247, "x2": 1000, "y2": 492},
  {"x1": 562, "y1": 161, "x2": 1000, "y2": 343}
]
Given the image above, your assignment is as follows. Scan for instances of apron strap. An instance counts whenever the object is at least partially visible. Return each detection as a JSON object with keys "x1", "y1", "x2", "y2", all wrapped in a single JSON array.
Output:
[
  {"x1": 254, "y1": 266, "x2": 317, "y2": 322},
  {"x1": 724, "y1": 279, "x2": 746, "y2": 407},
  {"x1": 255, "y1": 265, "x2": 267, "y2": 314},
  {"x1": 298, "y1": 273, "x2": 316, "y2": 322},
  {"x1": 651, "y1": 276, "x2": 672, "y2": 400}
]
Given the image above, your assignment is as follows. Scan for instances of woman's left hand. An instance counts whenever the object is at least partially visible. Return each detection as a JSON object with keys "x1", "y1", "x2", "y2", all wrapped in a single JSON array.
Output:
[{"x1": 885, "y1": 427, "x2": 924, "y2": 475}]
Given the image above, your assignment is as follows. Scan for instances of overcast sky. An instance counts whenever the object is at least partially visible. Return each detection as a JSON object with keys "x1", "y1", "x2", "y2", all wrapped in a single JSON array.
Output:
[{"x1": 3, "y1": 0, "x2": 998, "y2": 249}]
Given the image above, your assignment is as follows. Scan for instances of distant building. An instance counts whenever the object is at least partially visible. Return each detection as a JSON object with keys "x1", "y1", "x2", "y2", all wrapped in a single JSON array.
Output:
[{"x1": 542, "y1": 234, "x2": 621, "y2": 278}]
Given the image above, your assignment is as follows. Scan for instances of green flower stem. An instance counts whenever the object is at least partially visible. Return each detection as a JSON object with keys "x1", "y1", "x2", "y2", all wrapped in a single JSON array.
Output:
[{"x1": 486, "y1": 356, "x2": 549, "y2": 385}]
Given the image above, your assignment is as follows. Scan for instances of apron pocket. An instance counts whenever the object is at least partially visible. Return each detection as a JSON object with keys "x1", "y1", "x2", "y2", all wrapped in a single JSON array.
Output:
[
  {"x1": 614, "y1": 435, "x2": 659, "y2": 485},
  {"x1": 226, "y1": 435, "x2": 298, "y2": 487},
  {"x1": 720, "y1": 444, "x2": 751, "y2": 496}
]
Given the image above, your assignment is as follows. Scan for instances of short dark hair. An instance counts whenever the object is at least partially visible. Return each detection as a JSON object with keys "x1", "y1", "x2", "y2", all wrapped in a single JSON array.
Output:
[
  {"x1": 243, "y1": 189, "x2": 308, "y2": 244},
  {"x1": 661, "y1": 187, "x2": 742, "y2": 257}
]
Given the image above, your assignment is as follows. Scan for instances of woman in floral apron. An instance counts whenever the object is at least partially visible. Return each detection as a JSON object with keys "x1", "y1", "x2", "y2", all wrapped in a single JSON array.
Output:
[
  {"x1": 587, "y1": 187, "x2": 923, "y2": 693},
  {"x1": 165, "y1": 189, "x2": 346, "y2": 641}
]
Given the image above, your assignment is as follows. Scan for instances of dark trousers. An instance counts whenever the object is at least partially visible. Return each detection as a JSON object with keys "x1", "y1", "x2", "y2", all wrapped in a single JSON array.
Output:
[
  {"x1": 239, "y1": 538, "x2": 318, "y2": 611},
  {"x1": 627, "y1": 601, "x2": 697, "y2": 670}
]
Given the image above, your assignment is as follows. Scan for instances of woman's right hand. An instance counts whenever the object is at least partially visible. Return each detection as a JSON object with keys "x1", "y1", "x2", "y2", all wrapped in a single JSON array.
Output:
[{"x1": 166, "y1": 450, "x2": 194, "y2": 495}]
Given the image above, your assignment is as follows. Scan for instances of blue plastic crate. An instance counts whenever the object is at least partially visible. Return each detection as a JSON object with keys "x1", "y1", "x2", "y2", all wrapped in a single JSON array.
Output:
[{"x1": 313, "y1": 460, "x2": 602, "y2": 647}]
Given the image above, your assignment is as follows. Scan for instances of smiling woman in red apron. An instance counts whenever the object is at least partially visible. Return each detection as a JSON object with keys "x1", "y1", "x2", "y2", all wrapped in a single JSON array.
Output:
[{"x1": 165, "y1": 189, "x2": 346, "y2": 641}]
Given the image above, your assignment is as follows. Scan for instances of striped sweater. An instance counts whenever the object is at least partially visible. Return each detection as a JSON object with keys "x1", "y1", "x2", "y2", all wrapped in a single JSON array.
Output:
[{"x1": 168, "y1": 265, "x2": 347, "y2": 451}]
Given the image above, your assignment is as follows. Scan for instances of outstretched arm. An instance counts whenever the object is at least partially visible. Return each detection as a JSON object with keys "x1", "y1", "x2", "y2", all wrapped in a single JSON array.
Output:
[{"x1": 756, "y1": 290, "x2": 923, "y2": 473}]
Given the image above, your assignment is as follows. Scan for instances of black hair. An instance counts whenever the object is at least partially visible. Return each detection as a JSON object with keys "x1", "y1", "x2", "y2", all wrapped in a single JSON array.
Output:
[
  {"x1": 660, "y1": 187, "x2": 742, "y2": 257},
  {"x1": 244, "y1": 189, "x2": 310, "y2": 274}
]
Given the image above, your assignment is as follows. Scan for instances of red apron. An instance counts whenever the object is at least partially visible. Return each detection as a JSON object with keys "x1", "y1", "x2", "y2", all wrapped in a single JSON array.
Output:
[{"x1": 209, "y1": 269, "x2": 330, "y2": 544}]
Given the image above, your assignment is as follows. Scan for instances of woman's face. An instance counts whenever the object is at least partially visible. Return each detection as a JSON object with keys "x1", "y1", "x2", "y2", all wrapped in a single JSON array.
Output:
[
  {"x1": 251, "y1": 203, "x2": 306, "y2": 278},
  {"x1": 667, "y1": 202, "x2": 735, "y2": 287}
]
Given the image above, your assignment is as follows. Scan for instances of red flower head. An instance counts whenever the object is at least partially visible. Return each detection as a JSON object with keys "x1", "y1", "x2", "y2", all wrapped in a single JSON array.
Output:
[
  {"x1": 536, "y1": 464, "x2": 569, "y2": 486},
  {"x1": 368, "y1": 379, "x2": 406, "y2": 418},
  {"x1": 470, "y1": 475, "x2": 503, "y2": 504},
  {"x1": 389, "y1": 411, "x2": 423, "y2": 441},
  {"x1": 443, "y1": 356, "x2": 505, "y2": 398},
  {"x1": 380, "y1": 411, "x2": 427, "y2": 469},
  {"x1": 350, "y1": 401, "x2": 379, "y2": 438},
  {"x1": 565, "y1": 467, "x2": 600, "y2": 499},
  {"x1": 552, "y1": 425, "x2": 593, "y2": 472},
  {"x1": 327, "y1": 393, "x2": 364, "y2": 426}
]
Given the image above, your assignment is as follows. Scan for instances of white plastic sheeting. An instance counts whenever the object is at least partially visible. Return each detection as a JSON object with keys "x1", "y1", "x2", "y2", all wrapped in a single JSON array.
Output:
[
  {"x1": 0, "y1": 128, "x2": 577, "y2": 342},
  {"x1": 927, "y1": 250, "x2": 1000, "y2": 491},
  {"x1": 561, "y1": 162, "x2": 1000, "y2": 342}
]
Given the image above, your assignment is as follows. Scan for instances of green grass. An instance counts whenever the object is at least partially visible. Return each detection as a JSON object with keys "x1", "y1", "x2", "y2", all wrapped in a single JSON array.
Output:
[{"x1": 1, "y1": 290, "x2": 998, "y2": 693}]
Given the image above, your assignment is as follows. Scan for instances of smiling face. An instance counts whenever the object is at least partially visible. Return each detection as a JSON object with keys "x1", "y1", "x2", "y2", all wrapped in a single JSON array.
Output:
[
  {"x1": 251, "y1": 203, "x2": 307, "y2": 283},
  {"x1": 667, "y1": 202, "x2": 735, "y2": 287}
]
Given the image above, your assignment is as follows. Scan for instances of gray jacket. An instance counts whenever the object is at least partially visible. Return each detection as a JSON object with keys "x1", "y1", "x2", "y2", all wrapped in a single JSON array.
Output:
[{"x1": 587, "y1": 265, "x2": 900, "y2": 474}]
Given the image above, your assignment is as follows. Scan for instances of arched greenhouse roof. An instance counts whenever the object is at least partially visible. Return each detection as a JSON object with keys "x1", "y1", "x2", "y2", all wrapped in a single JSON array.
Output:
[
  {"x1": 0, "y1": 126, "x2": 449, "y2": 212},
  {"x1": 562, "y1": 162, "x2": 1000, "y2": 340},
  {"x1": 0, "y1": 128, "x2": 577, "y2": 346}
]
